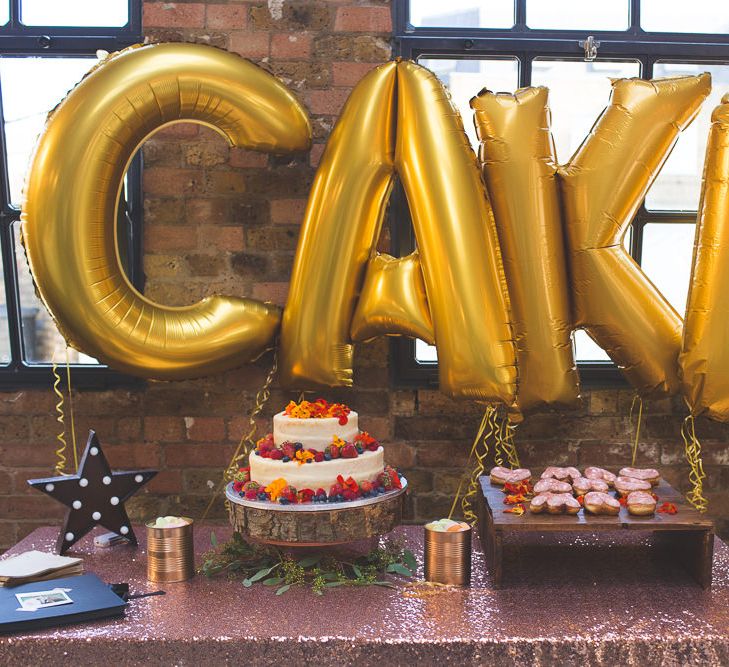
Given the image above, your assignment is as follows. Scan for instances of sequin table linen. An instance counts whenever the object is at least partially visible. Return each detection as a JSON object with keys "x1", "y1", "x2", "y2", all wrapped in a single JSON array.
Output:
[{"x1": 2, "y1": 526, "x2": 729, "y2": 665}]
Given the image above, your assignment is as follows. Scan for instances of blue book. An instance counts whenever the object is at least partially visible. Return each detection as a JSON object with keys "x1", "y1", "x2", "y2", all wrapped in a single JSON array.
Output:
[{"x1": 0, "y1": 573, "x2": 126, "y2": 634}]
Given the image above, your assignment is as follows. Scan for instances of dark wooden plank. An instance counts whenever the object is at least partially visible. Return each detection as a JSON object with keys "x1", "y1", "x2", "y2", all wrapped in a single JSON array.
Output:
[{"x1": 478, "y1": 476, "x2": 713, "y2": 532}]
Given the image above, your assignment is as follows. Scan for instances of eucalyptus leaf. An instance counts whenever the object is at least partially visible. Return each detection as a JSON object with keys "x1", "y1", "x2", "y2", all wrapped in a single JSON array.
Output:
[
  {"x1": 298, "y1": 555, "x2": 322, "y2": 568},
  {"x1": 276, "y1": 584, "x2": 291, "y2": 595},
  {"x1": 389, "y1": 563, "x2": 414, "y2": 577},
  {"x1": 323, "y1": 581, "x2": 346, "y2": 587},
  {"x1": 403, "y1": 550, "x2": 418, "y2": 573},
  {"x1": 263, "y1": 576, "x2": 284, "y2": 586},
  {"x1": 242, "y1": 578, "x2": 253, "y2": 588},
  {"x1": 248, "y1": 565, "x2": 277, "y2": 583},
  {"x1": 351, "y1": 564, "x2": 363, "y2": 578},
  {"x1": 210, "y1": 531, "x2": 218, "y2": 548}
]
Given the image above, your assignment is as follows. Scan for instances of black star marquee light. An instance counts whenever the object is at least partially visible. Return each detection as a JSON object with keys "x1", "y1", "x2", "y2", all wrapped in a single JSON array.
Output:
[{"x1": 28, "y1": 430, "x2": 157, "y2": 554}]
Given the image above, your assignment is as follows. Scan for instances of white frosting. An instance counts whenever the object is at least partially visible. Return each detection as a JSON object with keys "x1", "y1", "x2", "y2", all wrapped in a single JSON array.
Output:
[
  {"x1": 273, "y1": 411, "x2": 359, "y2": 451},
  {"x1": 249, "y1": 447, "x2": 384, "y2": 490}
]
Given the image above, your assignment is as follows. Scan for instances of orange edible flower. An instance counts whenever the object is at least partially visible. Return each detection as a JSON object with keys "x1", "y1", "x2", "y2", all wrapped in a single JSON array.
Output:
[
  {"x1": 284, "y1": 399, "x2": 351, "y2": 421},
  {"x1": 658, "y1": 502, "x2": 678, "y2": 514},
  {"x1": 295, "y1": 449, "x2": 315, "y2": 465},
  {"x1": 504, "y1": 503, "x2": 525, "y2": 516},
  {"x1": 265, "y1": 478, "x2": 288, "y2": 501},
  {"x1": 576, "y1": 495, "x2": 584, "y2": 506},
  {"x1": 331, "y1": 435, "x2": 346, "y2": 449},
  {"x1": 503, "y1": 481, "x2": 533, "y2": 496},
  {"x1": 504, "y1": 493, "x2": 527, "y2": 505}
]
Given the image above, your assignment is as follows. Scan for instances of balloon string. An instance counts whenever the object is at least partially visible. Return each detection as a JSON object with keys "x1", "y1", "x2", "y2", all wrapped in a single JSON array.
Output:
[
  {"x1": 462, "y1": 408, "x2": 497, "y2": 525},
  {"x1": 504, "y1": 419, "x2": 520, "y2": 469},
  {"x1": 201, "y1": 349, "x2": 278, "y2": 522},
  {"x1": 51, "y1": 350, "x2": 69, "y2": 476},
  {"x1": 494, "y1": 414, "x2": 505, "y2": 467},
  {"x1": 682, "y1": 415, "x2": 708, "y2": 513},
  {"x1": 65, "y1": 347, "x2": 78, "y2": 470},
  {"x1": 448, "y1": 407, "x2": 493, "y2": 521},
  {"x1": 629, "y1": 395, "x2": 643, "y2": 467}
]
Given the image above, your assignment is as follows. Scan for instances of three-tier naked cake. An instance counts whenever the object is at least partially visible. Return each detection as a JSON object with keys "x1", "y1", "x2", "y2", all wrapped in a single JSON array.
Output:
[{"x1": 232, "y1": 399, "x2": 401, "y2": 505}]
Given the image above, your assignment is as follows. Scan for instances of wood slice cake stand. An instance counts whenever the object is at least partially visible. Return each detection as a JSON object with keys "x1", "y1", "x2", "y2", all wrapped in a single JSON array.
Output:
[{"x1": 226, "y1": 479, "x2": 407, "y2": 547}]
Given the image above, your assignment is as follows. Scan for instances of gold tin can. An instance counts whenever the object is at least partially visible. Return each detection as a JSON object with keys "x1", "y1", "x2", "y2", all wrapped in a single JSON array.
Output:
[
  {"x1": 146, "y1": 518, "x2": 195, "y2": 583},
  {"x1": 424, "y1": 524, "x2": 471, "y2": 586}
]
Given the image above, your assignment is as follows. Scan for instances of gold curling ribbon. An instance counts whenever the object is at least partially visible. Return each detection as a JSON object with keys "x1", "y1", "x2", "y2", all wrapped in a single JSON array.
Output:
[
  {"x1": 629, "y1": 395, "x2": 643, "y2": 467},
  {"x1": 681, "y1": 415, "x2": 708, "y2": 512},
  {"x1": 51, "y1": 350, "x2": 69, "y2": 476},
  {"x1": 503, "y1": 418, "x2": 520, "y2": 469},
  {"x1": 449, "y1": 406, "x2": 496, "y2": 525},
  {"x1": 201, "y1": 349, "x2": 278, "y2": 521},
  {"x1": 65, "y1": 347, "x2": 78, "y2": 469}
]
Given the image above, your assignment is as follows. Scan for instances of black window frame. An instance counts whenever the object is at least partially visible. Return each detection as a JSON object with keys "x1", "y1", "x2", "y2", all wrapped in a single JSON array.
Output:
[
  {"x1": 390, "y1": 0, "x2": 729, "y2": 389},
  {"x1": 0, "y1": 0, "x2": 143, "y2": 389}
]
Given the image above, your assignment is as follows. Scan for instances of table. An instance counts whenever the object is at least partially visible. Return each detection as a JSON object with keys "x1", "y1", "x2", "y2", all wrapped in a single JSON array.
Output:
[
  {"x1": 478, "y1": 477, "x2": 715, "y2": 589},
  {"x1": 2, "y1": 525, "x2": 729, "y2": 665}
]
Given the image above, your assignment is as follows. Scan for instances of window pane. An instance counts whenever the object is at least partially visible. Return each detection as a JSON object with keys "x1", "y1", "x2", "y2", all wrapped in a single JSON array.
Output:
[
  {"x1": 642, "y1": 0, "x2": 729, "y2": 34},
  {"x1": 13, "y1": 223, "x2": 98, "y2": 364},
  {"x1": 531, "y1": 59, "x2": 641, "y2": 163},
  {"x1": 415, "y1": 339, "x2": 438, "y2": 363},
  {"x1": 21, "y1": 0, "x2": 128, "y2": 27},
  {"x1": 409, "y1": 0, "x2": 514, "y2": 28},
  {"x1": 418, "y1": 57, "x2": 520, "y2": 148},
  {"x1": 646, "y1": 63, "x2": 729, "y2": 211},
  {"x1": 640, "y1": 222, "x2": 695, "y2": 316},
  {"x1": 0, "y1": 239, "x2": 11, "y2": 364},
  {"x1": 0, "y1": 57, "x2": 93, "y2": 205},
  {"x1": 574, "y1": 330, "x2": 610, "y2": 362},
  {"x1": 527, "y1": 0, "x2": 630, "y2": 30},
  {"x1": 0, "y1": 2, "x2": 8, "y2": 25}
]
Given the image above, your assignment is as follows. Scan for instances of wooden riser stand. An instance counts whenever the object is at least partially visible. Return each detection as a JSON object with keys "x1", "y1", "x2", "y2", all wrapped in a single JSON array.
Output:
[{"x1": 477, "y1": 476, "x2": 714, "y2": 589}]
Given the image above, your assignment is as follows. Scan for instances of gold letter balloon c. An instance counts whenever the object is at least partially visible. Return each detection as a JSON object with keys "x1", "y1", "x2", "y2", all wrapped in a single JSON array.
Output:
[{"x1": 21, "y1": 43, "x2": 311, "y2": 380}]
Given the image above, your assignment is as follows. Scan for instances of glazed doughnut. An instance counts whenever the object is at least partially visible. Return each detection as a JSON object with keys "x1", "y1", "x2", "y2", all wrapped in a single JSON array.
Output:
[
  {"x1": 540, "y1": 466, "x2": 581, "y2": 483},
  {"x1": 618, "y1": 467, "x2": 660, "y2": 486},
  {"x1": 583, "y1": 491, "x2": 620, "y2": 516},
  {"x1": 490, "y1": 466, "x2": 532, "y2": 486},
  {"x1": 584, "y1": 466, "x2": 617, "y2": 487},
  {"x1": 572, "y1": 476, "x2": 609, "y2": 496},
  {"x1": 614, "y1": 476, "x2": 652, "y2": 496},
  {"x1": 534, "y1": 478, "x2": 573, "y2": 495},
  {"x1": 529, "y1": 492, "x2": 581, "y2": 515},
  {"x1": 626, "y1": 491, "x2": 657, "y2": 516}
]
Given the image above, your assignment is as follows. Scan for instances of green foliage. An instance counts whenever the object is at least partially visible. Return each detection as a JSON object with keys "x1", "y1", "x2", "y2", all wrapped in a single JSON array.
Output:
[{"x1": 200, "y1": 531, "x2": 417, "y2": 595}]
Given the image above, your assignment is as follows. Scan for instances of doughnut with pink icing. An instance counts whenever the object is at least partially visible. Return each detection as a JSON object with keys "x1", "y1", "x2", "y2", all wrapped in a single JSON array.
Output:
[{"x1": 583, "y1": 491, "x2": 620, "y2": 516}]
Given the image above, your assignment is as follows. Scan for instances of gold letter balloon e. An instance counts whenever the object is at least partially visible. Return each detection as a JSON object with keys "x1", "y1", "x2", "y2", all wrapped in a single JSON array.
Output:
[{"x1": 21, "y1": 43, "x2": 311, "y2": 380}]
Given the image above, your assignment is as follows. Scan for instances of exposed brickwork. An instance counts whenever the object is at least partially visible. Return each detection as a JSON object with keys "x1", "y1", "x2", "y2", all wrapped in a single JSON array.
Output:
[{"x1": 2, "y1": 0, "x2": 729, "y2": 552}]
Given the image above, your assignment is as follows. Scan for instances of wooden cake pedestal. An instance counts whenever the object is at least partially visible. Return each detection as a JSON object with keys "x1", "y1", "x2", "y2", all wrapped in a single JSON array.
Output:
[
  {"x1": 478, "y1": 477, "x2": 715, "y2": 589},
  {"x1": 226, "y1": 479, "x2": 407, "y2": 547}
]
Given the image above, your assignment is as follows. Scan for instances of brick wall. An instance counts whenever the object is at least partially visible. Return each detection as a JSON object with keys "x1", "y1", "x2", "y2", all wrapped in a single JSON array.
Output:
[{"x1": 2, "y1": 0, "x2": 729, "y2": 551}]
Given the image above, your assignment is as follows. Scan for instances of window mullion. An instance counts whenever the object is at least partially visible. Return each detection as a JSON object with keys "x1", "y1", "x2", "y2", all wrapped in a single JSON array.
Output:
[{"x1": 1, "y1": 216, "x2": 23, "y2": 367}]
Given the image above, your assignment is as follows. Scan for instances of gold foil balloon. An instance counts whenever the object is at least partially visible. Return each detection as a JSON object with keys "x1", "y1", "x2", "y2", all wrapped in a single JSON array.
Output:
[
  {"x1": 279, "y1": 62, "x2": 398, "y2": 389},
  {"x1": 22, "y1": 43, "x2": 311, "y2": 380},
  {"x1": 395, "y1": 61, "x2": 516, "y2": 403},
  {"x1": 681, "y1": 94, "x2": 729, "y2": 421},
  {"x1": 471, "y1": 86, "x2": 579, "y2": 413},
  {"x1": 350, "y1": 252, "x2": 434, "y2": 344},
  {"x1": 559, "y1": 75, "x2": 710, "y2": 397},
  {"x1": 281, "y1": 60, "x2": 516, "y2": 404}
]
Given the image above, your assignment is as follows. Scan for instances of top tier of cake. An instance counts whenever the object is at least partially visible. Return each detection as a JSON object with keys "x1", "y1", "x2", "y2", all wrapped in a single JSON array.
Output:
[{"x1": 273, "y1": 411, "x2": 359, "y2": 451}]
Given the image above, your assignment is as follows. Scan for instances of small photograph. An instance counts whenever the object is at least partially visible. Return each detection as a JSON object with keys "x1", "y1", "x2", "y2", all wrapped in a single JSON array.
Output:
[{"x1": 15, "y1": 588, "x2": 73, "y2": 610}]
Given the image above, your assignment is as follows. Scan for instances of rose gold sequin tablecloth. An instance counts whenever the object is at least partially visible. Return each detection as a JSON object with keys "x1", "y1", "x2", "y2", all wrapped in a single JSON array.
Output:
[{"x1": 2, "y1": 525, "x2": 729, "y2": 665}]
